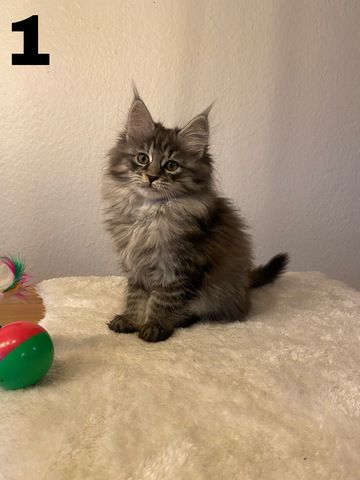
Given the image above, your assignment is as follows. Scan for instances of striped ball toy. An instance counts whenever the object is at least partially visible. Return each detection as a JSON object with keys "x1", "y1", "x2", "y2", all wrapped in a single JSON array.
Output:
[{"x1": 0, "y1": 322, "x2": 54, "y2": 390}]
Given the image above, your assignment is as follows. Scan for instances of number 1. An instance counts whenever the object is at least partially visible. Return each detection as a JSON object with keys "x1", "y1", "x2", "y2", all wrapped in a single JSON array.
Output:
[{"x1": 12, "y1": 15, "x2": 50, "y2": 65}]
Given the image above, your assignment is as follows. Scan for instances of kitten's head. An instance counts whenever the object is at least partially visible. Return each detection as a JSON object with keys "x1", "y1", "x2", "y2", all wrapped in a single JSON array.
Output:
[{"x1": 108, "y1": 91, "x2": 213, "y2": 200}]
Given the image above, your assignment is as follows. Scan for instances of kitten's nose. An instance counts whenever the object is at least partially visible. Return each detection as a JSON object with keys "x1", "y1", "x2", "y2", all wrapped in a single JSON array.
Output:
[{"x1": 147, "y1": 175, "x2": 159, "y2": 184}]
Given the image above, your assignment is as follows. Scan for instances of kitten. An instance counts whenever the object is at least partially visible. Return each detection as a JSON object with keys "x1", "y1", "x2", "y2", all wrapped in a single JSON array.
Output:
[{"x1": 102, "y1": 90, "x2": 288, "y2": 342}]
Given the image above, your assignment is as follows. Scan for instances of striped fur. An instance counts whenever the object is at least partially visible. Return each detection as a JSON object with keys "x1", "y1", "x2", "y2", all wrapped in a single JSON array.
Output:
[{"x1": 102, "y1": 93, "x2": 288, "y2": 342}]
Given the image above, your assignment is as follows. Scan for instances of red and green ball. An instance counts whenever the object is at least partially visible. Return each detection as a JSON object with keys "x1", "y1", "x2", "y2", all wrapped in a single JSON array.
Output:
[{"x1": 0, "y1": 322, "x2": 54, "y2": 390}]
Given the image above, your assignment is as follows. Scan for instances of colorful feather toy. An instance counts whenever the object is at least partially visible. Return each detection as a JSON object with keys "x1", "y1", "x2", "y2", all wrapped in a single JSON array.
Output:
[{"x1": 0, "y1": 256, "x2": 32, "y2": 300}]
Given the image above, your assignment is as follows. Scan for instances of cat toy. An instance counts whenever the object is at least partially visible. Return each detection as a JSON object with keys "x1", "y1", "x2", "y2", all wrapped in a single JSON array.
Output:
[
  {"x1": 0, "y1": 257, "x2": 54, "y2": 390},
  {"x1": 0, "y1": 256, "x2": 32, "y2": 300},
  {"x1": 0, "y1": 322, "x2": 54, "y2": 390}
]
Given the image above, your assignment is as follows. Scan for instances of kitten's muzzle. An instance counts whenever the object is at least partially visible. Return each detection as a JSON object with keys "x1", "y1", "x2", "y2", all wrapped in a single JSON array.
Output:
[{"x1": 147, "y1": 175, "x2": 160, "y2": 184}]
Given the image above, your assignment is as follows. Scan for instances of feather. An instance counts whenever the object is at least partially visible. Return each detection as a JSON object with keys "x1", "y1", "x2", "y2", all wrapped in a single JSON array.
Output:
[{"x1": 0, "y1": 255, "x2": 32, "y2": 299}]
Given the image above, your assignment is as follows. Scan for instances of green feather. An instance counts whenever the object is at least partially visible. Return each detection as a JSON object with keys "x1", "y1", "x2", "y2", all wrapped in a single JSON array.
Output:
[
  {"x1": 12, "y1": 256, "x2": 26, "y2": 283},
  {"x1": 1, "y1": 255, "x2": 27, "y2": 292}
]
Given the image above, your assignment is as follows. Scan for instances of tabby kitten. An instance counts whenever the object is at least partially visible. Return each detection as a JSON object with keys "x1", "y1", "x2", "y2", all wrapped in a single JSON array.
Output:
[{"x1": 102, "y1": 91, "x2": 288, "y2": 342}]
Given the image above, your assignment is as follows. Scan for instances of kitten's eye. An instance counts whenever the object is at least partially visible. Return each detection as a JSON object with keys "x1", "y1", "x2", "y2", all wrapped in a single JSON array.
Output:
[
  {"x1": 164, "y1": 160, "x2": 179, "y2": 172},
  {"x1": 136, "y1": 153, "x2": 150, "y2": 165}
]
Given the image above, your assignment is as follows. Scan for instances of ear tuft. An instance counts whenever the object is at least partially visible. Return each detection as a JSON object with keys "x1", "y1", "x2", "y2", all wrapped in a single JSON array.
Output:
[
  {"x1": 126, "y1": 93, "x2": 154, "y2": 140},
  {"x1": 131, "y1": 81, "x2": 141, "y2": 100}
]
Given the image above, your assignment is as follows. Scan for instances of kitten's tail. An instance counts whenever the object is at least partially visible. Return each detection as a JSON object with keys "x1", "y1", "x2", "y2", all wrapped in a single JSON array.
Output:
[{"x1": 250, "y1": 253, "x2": 289, "y2": 289}]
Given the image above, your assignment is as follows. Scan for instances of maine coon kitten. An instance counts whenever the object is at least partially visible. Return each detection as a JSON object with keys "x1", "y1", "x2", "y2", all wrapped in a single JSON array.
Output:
[{"x1": 102, "y1": 91, "x2": 288, "y2": 342}]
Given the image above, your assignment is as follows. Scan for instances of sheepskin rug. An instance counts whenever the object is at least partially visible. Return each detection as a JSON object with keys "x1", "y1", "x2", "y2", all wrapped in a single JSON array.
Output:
[{"x1": 1, "y1": 272, "x2": 360, "y2": 480}]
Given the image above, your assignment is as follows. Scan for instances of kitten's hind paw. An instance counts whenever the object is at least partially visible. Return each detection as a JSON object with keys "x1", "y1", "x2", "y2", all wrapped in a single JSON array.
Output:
[
  {"x1": 108, "y1": 314, "x2": 137, "y2": 334},
  {"x1": 138, "y1": 323, "x2": 174, "y2": 342}
]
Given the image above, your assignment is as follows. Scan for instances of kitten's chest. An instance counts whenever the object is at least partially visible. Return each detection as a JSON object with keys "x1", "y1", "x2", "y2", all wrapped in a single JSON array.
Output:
[{"x1": 120, "y1": 203, "x2": 179, "y2": 285}]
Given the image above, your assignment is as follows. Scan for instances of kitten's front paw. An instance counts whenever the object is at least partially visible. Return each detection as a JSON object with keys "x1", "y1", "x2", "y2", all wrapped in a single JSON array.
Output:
[
  {"x1": 108, "y1": 314, "x2": 137, "y2": 334},
  {"x1": 138, "y1": 323, "x2": 173, "y2": 342}
]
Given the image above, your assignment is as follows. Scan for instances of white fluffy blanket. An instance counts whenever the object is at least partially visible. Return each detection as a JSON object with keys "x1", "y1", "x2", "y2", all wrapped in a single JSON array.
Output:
[{"x1": 1, "y1": 273, "x2": 360, "y2": 480}]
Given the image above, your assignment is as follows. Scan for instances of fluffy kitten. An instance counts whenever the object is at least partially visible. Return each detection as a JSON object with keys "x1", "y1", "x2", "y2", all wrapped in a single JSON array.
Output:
[{"x1": 102, "y1": 91, "x2": 288, "y2": 342}]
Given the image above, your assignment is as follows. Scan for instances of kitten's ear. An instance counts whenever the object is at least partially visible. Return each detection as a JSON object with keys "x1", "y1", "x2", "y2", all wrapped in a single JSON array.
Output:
[
  {"x1": 178, "y1": 106, "x2": 211, "y2": 156},
  {"x1": 126, "y1": 91, "x2": 155, "y2": 140}
]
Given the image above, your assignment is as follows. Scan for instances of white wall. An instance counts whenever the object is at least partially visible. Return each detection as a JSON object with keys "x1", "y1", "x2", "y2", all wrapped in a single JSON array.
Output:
[{"x1": 1, "y1": 0, "x2": 359, "y2": 289}]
